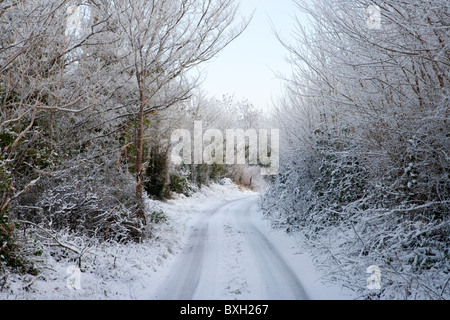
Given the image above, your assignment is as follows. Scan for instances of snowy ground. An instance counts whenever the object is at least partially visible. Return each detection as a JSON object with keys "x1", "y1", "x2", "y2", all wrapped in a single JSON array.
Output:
[{"x1": 0, "y1": 180, "x2": 353, "y2": 300}]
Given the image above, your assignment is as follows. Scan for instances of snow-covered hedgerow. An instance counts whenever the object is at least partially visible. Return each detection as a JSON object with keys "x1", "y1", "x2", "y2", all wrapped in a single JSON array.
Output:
[
  {"x1": 261, "y1": 139, "x2": 450, "y2": 299},
  {"x1": 262, "y1": 0, "x2": 450, "y2": 300}
]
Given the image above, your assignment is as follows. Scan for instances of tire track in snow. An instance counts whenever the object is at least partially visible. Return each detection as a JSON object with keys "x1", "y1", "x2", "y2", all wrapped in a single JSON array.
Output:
[{"x1": 231, "y1": 197, "x2": 309, "y2": 300}]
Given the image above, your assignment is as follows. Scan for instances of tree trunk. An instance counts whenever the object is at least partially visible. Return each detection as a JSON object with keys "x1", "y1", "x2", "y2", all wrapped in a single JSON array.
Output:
[
  {"x1": 135, "y1": 80, "x2": 147, "y2": 225},
  {"x1": 136, "y1": 94, "x2": 144, "y2": 198}
]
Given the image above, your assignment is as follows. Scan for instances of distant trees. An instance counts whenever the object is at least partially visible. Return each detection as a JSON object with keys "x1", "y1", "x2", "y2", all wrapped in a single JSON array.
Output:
[
  {"x1": 143, "y1": 92, "x2": 269, "y2": 199},
  {"x1": 263, "y1": 0, "x2": 449, "y2": 299}
]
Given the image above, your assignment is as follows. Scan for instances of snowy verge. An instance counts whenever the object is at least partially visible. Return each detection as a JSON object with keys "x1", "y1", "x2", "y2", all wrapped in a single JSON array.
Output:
[
  {"x1": 0, "y1": 179, "x2": 253, "y2": 300},
  {"x1": 247, "y1": 202, "x2": 355, "y2": 300}
]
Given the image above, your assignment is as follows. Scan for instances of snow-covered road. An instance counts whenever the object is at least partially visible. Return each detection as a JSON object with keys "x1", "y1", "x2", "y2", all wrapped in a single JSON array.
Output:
[
  {"x1": 151, "y1": 195, "x2": 310, "y2": 300},
  {"x1": 0, "y1": 183, "x2": 351, "y2": 300}
]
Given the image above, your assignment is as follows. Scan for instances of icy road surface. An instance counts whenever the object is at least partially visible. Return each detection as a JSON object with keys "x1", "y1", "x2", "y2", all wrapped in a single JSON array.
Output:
[{"x1": 152, "y1": 195, "x2": 310, "y2": 300}]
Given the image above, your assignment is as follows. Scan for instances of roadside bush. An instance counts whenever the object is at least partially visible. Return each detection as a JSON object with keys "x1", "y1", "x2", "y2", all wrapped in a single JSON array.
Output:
[
  {"x1": 12, "y1": 159, "x2": 145, "y2": 243},
  {"x1": 169, "y1": 174, "x2": 192, "y2": 196}
]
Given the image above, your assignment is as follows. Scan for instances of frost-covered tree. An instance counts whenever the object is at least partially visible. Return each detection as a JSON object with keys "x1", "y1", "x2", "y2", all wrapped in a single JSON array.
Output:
[
  {"x1": 95, "y1": 0, "x2": 249, "y2": 205},
  {"x1": 0, "y1": 0, "x2": 149, "y2": 256}
]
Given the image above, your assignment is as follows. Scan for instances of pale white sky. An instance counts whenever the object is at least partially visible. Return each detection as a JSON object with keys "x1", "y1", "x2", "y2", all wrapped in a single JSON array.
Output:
[{"x1": 200, "y1": 0, "x2": 302, "y2": 111}]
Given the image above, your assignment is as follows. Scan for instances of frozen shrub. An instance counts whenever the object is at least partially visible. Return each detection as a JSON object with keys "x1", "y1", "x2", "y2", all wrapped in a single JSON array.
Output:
[{"x1": 13, "y1": 159, "x2": 145, "y2": 243}]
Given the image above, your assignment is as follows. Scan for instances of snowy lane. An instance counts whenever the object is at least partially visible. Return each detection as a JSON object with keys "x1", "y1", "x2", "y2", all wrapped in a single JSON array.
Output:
[{"x1": 152, "y1": 195, "x2": 309, "y2": 300}]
